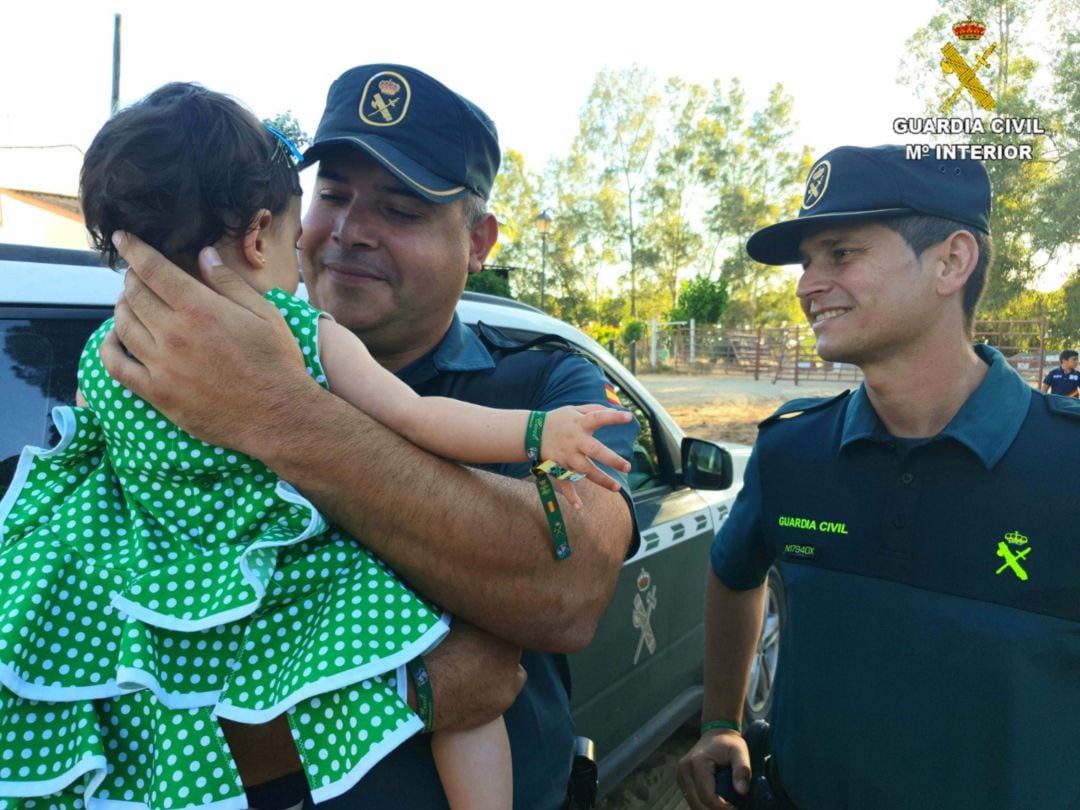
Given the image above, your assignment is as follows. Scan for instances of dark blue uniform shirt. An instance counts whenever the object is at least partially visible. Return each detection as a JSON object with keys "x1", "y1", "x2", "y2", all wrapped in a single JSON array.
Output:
[
  {"x1": 1043, "y1": 365, "x2": 1080, "y2": 397},
  {"x1": 321, "y1": 315, "x2": 639, "y2": 810},
  {"x1": 711, "y1": 345, "x2": 1080, "y2": 809}
]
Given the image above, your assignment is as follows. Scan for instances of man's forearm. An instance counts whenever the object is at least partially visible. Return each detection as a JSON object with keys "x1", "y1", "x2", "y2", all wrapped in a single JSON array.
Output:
[
  {"x1": 702, "y1": 574, "x2": 766, "y2": 724},
  {"x1": 259, "y1": 384, "x2": 631, "y2": 651}
]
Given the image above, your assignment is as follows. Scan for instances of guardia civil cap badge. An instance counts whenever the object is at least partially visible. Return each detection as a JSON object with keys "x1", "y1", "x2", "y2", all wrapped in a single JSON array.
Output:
[
  {"x1": 802, "y1": 159, "x2": 831, "y2": 210},
  {"x1": 359, "y1": 70, "x2": 412, "y2": 127}
]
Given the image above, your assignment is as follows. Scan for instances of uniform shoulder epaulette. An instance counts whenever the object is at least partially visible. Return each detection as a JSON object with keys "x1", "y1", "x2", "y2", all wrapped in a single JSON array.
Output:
[
  {"x1": 474, "y1": 321, "x2": 580, "y2": 356},
  {"x1": 1044, "y1": 393, "x2": 1080, "y2": 423},
  {"x1": 758, "y1": 390, "x2": 851, "y2": 429}
]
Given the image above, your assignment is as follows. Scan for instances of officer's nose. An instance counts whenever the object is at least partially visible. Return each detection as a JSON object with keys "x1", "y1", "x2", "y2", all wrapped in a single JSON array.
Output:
[
  {"x1": 333, "y1": 204, "x2": 379, "y2": 249},
  {"x1": 795, "y1": 262, "x2": 830, "y2": 301}
]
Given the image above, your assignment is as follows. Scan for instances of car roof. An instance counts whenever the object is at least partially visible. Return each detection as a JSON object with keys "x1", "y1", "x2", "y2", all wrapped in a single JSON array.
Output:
[
  {"x1": 0, "y1": 244, "x2": 683, "y2": 442},
  {"x1": 0, "y1": 246, "x2": 124, "y2": 305},
  {"x1": 0, "y1": 245, "x2": 607, "y2": 355}
]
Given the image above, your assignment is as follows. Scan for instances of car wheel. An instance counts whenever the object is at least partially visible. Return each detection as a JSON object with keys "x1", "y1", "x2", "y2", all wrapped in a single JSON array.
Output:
[{"x1": 744, "y1": 566, "x2": 784, "y2": 722}]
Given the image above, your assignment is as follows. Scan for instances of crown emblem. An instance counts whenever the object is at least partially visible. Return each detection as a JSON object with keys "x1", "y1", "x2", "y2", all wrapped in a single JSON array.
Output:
[
  {"x1": 953, "y1": 18, "x2": 987, "y2": 40},
  {"x1": 378, "y1": 79, "x2": 401, "y2": 96},
  {"x1": 636, "y1": 569, "x2": 651, "y2": 592},
  {"x1": 1005, "y1": 530, "x2": 1028, "y2": 546}
]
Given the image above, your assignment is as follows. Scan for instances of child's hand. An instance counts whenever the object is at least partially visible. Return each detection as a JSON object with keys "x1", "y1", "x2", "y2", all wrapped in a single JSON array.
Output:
[{"x1": 538, "y1": 404, "x2": 633, "y2": 502}]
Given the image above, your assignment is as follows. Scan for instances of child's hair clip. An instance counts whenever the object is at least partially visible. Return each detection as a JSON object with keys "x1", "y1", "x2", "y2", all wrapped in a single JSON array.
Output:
[{"x1": 264, "y1": 123, "x2": 304, "y2": 165}]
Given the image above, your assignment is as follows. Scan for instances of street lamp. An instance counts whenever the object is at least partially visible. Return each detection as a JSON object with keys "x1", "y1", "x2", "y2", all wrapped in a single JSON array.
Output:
[{"x1": 534, "y1": 209, "x2": 552, "y2": 311}]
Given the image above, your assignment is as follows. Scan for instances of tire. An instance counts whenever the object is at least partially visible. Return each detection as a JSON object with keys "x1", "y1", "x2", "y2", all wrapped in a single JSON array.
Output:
[{"x1": 744, "y1": 565, "x2": 785, "y2": 723}]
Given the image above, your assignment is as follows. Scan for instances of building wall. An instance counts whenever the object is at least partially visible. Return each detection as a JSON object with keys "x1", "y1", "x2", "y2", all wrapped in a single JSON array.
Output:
[{"x1": 0, "y1": 191, "x2": 89, "y2": 250}]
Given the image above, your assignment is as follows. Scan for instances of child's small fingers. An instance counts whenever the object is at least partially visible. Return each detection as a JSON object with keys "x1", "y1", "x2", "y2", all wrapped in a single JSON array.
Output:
[
  {"x1": 553, "y1": 478, "x2": 583, "y2": 509},
  {"x1": 584, "y1": 466, "x2": 621, "y2": 492},
  {"x1": 586, "y1": 442, "x2": 632, "y2": 473},
  {"x1": 583, "y1": 409, "x2": 633, "y2": 429}
]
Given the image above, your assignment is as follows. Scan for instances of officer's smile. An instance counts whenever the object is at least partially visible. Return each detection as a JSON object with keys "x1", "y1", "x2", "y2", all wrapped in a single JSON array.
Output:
[{"x1": 810, "y1": 307, "x2": 849, "y2": 327}]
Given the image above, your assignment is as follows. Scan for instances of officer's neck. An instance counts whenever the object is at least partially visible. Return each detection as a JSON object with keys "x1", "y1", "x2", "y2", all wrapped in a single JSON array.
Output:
[{"x1": 861, "y1": 339, "x2": 988, "y2": 439}]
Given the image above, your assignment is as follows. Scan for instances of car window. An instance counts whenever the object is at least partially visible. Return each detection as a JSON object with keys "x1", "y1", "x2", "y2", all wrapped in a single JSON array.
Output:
[
  {"x1": 467, "y1": 323, "x2": 668, "y2": 495},
  {"x1": 0, "y1": 314, "x2": 105, "y2": 498},
  {"x1": 605, "y1": 378, "x2": 663, "y2": 494}
]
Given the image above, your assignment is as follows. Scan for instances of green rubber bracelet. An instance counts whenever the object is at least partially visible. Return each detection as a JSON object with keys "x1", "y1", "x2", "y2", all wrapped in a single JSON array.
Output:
[
  {"x1": 525, "y1": 410, "x2": 571, "y2": 561},
  {"x1": 408, "y1": 658, "x2": 435, "y2": 732},
  {"x1": 701, "y1": 718, "x2": 742, "y2": 735}
]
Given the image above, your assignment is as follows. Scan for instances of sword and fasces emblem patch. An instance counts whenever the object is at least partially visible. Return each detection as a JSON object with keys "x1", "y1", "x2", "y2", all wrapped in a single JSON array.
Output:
[
  {"x1": 359, "y1": 71, "x2": 412, "y2": 127},
  {"x1": 995, "y1": 530, "x2": 1031, "y2": 581}
]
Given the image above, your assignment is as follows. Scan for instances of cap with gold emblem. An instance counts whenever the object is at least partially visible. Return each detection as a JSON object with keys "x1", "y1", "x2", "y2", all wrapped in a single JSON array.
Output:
[
  {"x1": 302, "y1": 64, "x2": 500, "y2": 203},
  {"x1": 746, "y1": 144, "x2": 992, "y2": 266}
]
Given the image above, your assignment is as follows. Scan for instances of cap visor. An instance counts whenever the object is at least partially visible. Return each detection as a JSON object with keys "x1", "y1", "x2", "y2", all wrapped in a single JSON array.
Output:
[
  {"x1": 301, "y1": 136, "x2": 469, "y2": 202},
  {"x1": 745, "y1": 208, "x2": 915, "y2": 265}
]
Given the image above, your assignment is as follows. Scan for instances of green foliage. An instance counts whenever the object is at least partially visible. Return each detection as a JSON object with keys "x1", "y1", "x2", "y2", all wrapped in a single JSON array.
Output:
[
  {"x1": 620, "y1": 318, "x2": 647, "y2": 346},
  {"x1": 262, "y1": 111, "x2": 310, "y2": 149},
  {"x1": 582, "y1": 322, "x2": 620, "y2": 349},
  {"x1": 639, "y1": 78, "x2": 708, "y2": 312},
  {"x1": 573, "y1": 66, "x2": 662, "y2": 316},
  {"x1": 670, "y1": 275, "x2": 729, "y2": 325},
  {"x1": 695, "y1": 80, "x2": 812, "y2": 327},
  {"x1": 1050, "y1": 274, "x2": 1080, "y2": 347},
  {"x1": 464, "y1": 269, "x2": 511, "y2": 298},
  {"x1": 899, "y1": 0, "x2": 1080, "y2": 315}
]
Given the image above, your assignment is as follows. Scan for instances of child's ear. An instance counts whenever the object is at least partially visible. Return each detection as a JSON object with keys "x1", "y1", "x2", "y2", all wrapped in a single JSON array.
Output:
[{"x1": 240, "y1": 209, "x2": 275, "y2": 269}]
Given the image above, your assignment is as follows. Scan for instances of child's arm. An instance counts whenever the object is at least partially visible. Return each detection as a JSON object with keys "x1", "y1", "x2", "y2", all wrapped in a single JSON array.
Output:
[
  {"x1": 318, "y1": 320, "x2": 631, "y2": 492},
  {"x1": 431, "y1": 719, "x2": 512, "y2": 810}
]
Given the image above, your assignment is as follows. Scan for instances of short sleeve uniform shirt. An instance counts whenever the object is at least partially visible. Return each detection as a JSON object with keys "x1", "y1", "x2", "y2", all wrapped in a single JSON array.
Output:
[{"x1": 711, "y1": 345, "x2": 1080, "y2": 810}]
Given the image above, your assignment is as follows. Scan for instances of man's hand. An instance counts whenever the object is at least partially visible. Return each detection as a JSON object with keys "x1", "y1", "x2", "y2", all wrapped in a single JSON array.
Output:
[
  {"x1": 101, "y1": 232, "x2": 313, "y2": 452},
  {"x1": 677, "y1": 729, "x2": 751, "y2": 810},
  {"x1": 422, "y1": 621, "x2": 526, "y2": 732}
]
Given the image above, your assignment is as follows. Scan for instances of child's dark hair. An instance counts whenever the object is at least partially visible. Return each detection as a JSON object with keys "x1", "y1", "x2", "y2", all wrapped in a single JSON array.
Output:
[{"x1": 81, "y1": 82, "x2": 301, "y2": 272}]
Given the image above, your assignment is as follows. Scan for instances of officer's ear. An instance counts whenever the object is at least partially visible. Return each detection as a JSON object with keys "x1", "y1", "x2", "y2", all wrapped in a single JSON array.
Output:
[
  {"x1": 933, "y1": 230, "x2": 979, "y2": 298},
  {"x1": 467, "y1": 212, "x2": 499, "y2": 276}
]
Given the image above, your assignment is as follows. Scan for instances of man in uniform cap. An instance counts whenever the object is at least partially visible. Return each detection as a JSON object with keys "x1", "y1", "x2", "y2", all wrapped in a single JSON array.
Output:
[
  {"x1": 105, "y1": 64, "x2": 638, "y2": 809},
  {"x1": 677, "y1": 145, "x2": 1080, "y2": 809}
]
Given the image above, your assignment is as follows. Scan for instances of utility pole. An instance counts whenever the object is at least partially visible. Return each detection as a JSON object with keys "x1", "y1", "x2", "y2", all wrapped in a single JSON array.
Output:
[{"x1": 111, "y1": 14, "x2": 122, "y2": 115}]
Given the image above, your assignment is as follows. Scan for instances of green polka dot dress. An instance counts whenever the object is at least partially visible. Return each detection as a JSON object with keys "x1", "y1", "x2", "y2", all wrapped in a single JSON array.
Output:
[{"x1": 0, "y1": 289, "x2": 449, "y2": 809}]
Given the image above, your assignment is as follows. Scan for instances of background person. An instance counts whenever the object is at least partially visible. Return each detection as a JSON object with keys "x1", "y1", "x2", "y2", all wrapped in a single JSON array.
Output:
[
  {"x1": 103, "y1": 64, "x2": 640, "y2": 809},
  {"x1": 1042, "y1": 349, "x2": 1080, "y2": 397},
  {"x1": 676, "y1": 144, "x2": 1080, "y2": 809}
]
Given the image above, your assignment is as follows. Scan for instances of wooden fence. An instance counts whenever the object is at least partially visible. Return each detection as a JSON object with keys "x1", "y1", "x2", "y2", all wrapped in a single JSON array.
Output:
[{"x1": 625, "y1": 318, "x2": 1050, "y2": 387}]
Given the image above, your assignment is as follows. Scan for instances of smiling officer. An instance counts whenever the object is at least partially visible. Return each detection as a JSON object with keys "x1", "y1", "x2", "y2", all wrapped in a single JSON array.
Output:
[{"x1": 677, "y1": 145, "x2": 1080, "y2": 809}]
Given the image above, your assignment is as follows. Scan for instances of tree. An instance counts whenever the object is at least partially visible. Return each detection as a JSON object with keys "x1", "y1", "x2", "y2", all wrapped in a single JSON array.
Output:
[
  {"x1": 486, "y1": 149, "x2": 543, "y2": 303},
  {"x1": 537, "y1": 148, "x2": 613, "y2": 324},
  {"x1": 696, "y1": 79, "x2": 811, "y2": 328},
  {"x1": 573, "y1": 67, "x2": 662, "y2": 316},
  {"x1": 639, "y1": 78, "x2": 708, "y2": 313},
  {"x1": 464, "y1": 268, "x2": 511, "y2": 297},
  {"x1": 899, "y1": 0, "x2": 1080, "y2": 313},
  {"x1": 669, "y1": 275, "x2": 729, "y2": 325},
  {"x1": 262, "y1": 111, "x2": 310, "y2": 149}
]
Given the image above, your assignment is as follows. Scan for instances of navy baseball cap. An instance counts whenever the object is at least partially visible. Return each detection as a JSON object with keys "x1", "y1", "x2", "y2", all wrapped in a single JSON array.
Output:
[
  {"x1": 746, "y1": 144, "x2": 992, "y2": 265},
  {"x1": 302, "y1": 64, "x2": 501, "y2": 203}
]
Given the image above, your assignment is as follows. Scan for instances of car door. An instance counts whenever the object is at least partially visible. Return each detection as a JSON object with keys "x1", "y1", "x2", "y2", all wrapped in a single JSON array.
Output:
[
  {"x1": 566, "y1": 362, "x2": 735, "y2": 793},
  {"x1": 0, "y1": 305, "x2": 111, "y2": 498}
]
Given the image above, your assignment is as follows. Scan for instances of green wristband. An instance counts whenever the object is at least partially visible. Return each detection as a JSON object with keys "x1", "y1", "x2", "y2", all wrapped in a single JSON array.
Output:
[
  {"x1": 701, "y1": 718, "x2": 742, "y2": 735},
  {"x1": 525, "y1": 410, "x2": 572, "y2": 561},
  {"x1": 408, "y1": 658, "x2": 435, "y2": 732}
]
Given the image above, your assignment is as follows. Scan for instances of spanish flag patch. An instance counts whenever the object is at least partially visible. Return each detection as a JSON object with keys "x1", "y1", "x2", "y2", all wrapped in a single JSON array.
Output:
[{"x1": 604, "y1": 383, "x2": 622, "y2": 406}]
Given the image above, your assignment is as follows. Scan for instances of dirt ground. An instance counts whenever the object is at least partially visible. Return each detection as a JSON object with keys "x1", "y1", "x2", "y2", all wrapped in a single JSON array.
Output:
[{"x1": 638, "y1": 375, "x2": 856, "y2": 446}]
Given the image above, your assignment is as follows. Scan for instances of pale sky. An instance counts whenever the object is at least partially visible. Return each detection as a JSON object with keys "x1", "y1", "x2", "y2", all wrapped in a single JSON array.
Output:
[
  {"x1": 3, "y1": 0, "x2": 942, "y2": 175},
  {"x1": 1, "y1": 0, "x2": 1066, "y2": 288}
]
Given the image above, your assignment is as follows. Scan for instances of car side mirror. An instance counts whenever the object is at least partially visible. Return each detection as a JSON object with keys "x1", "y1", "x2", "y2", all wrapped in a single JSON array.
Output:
[{"x1": 681, "y1": 437, "x2": 733, "y2": 490}]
